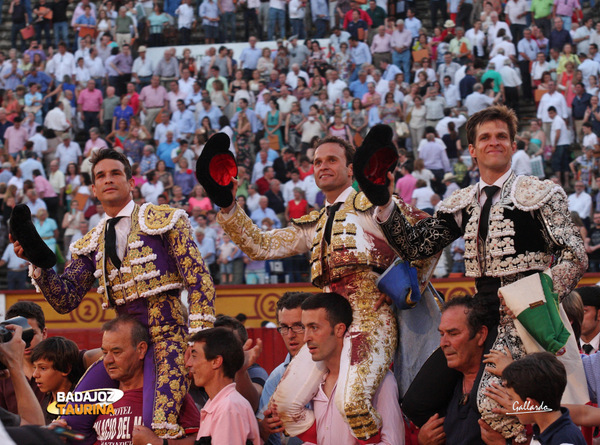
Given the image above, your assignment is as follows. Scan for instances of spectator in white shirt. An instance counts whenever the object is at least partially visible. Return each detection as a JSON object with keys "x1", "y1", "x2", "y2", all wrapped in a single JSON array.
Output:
[
  {"x1": 141, "y1": 169, "x2": 165, "y2": 204},
  {"x1": 548, "y1": 105, "x2": 573, "y2": 187},
  {"x1": 175, "y1": 0, "x2": 195, "y2": 45},
  {"x1": 512, "y1": 140, "x2": 532, "y2": 176},
  {"x1": 568, "y1": 180, "x2": 592, "y2": 227},
  {"x1": 537, "y1": 81, "x2": 569, "y2": 146}
]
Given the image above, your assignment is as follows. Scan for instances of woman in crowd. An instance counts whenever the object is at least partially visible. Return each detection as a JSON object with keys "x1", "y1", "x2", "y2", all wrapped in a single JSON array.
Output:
[
  {"x1": 347, "y1": 98, "x2": 368, "y2": 145},
  {"x1": 147, "y1": 3, "x2": 171, "y2": 47},
  {"x1": 179, "y1": 48, "x2": 198, "y2": 78},
  {"x1": 34, "y1": 208, "x2": 58, "y2": 258},
  {"x1": 188, "y1": 185, "x2": 213, "y2": 212},
  {"x1": 285, "y1": 101, "x2": 304, "y2": 151},
  {"x1": 131, "y1": 162, "x2": 147, "y2": 188},
  {"x1": 173, "y1": 158, "x2": 196, "y2": 197},
  {"x1": 61, "y1": 199, "x2": 84, "y2": 257},
  {"x1": 156, "y1": 159, "x2": 174, "y2": 197},
  {"x1": 257, "y1": 48, "x2": 275, "y2": 81},
  {"x1": 328, "y1": 113, "x2": 351, "y2": 142},
  {"x1": 332, "y1": 42, "x2": 351, "y2": 82},
  {"x1": 265, "y1": 98, "x2": 283, "y2": 150},
  {"x1": 65, "y1": 163, "x2": 81, "y2": 210},
  {"x1": 235, "y1": 107, "x2": 252, "y2": 170},
  {"x1": 408, "y1": 95, "x2": 427, "y2": 156},
  {"x1": 106, "y1": 118, "x2": 129, "y2": 148},
  {"x1": 285, "y1": 187, "x2": 309, "y2": 223}
]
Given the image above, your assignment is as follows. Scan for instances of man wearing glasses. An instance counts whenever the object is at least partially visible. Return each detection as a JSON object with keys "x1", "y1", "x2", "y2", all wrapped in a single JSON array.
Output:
[{"x1": 257, "y1": 292, "x2": 311, "y2": 445}]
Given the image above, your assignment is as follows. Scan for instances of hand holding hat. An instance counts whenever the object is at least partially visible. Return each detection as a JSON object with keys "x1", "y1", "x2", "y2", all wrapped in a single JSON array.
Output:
[
  {"x1": 195, "y1": 133, "x2": 238, "y2": 210},
  {"x1": 353, "y1": 124, "x2": 399, "y2": 206},
  {"x1": 9, "y1": 204, "x2": 56, "y2": 269}
]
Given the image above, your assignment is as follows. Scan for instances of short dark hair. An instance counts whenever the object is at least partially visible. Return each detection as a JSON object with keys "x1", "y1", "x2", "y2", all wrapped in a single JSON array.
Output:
[
  {"x1": 301, "y1": 292, "x2": 353, "y2": 330},
  {"x1": 276, "y1": 292, "x2": 313, "y2": 322},
  {"x1": 214, "y1": 314, "x2": 248, "y2": 343},
  {"x1": 90, "y1": 149, "x2": 132, "y2": 182},
  {"x1": 7, "y1": 301, "x2": 45, "y2": 330},
  {"x1": 102, "y1": 314, "x2": 149, "y2": 347},
  {"x1": 466, "y1": 105, "x2": 518, "y2": 146},
  {"x1": 31, "y1": 336, "x2": 83, "y2": 384},
  {"x1": 547, "y1": 106, "x2": 557, "y2": 113},
  {"x1": 189, "y1": 327, "x2": 244, "y2": 379},
  {"x1": 502, "y1": 352, "x2": 566, "y2": 411},
  {"x1": 443, "y1": 296, "x2": 495, "y2": 338},
  {"x1": 315, "y1": 136, "x2": 356, "y2": 166}
]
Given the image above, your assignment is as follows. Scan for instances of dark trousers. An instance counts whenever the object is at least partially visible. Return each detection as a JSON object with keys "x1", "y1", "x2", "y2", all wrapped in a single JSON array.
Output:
[
  {"x1": 244, "y1": 8, "x2": 262, "y2": 40},
  {"x1": 456, "y1": 2, "x2": 472, "y2": 29},
  {"x1": 518, "y1": 60, "x2": 532, "y2": 100},
  {"x1": 83, "y1": 110, "x2": 100, "y2": 133},
  {"x1": 504, "y1": 86, "x2": 519, "y2": 114},
  {"x1": 509, "y1": 23, "x2": 526, "y2": 44},
  {"x1": 430, "y1": 0, "x2": 448, "y2": 28},
  {"x1": 43, "y1": 196, "x2": 59, "y2": 223},
  {"x1": 179, "y1": 27, "x2": 191, "y2": 45},
  {"x1": 34, "y1": 20, "x2": 51, "y2": 47},
  {"x1": 11, "y1": 23, "x2": 27, "y2": 52}
]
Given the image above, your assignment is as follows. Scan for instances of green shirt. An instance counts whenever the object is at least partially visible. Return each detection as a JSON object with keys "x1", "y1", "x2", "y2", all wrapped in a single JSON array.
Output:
[
  {"x1": 115, "y1": 15, "x2": 133, "y2": 34},
  {"x1": 366, "y1": 6, "x2": 386, "y2": 28},
  {"x1": 481, "y1": 70, "x2": 503, "y2": 93},
  {"x1": 531, "y1": 0, "x2": 553, "y2": 20}
]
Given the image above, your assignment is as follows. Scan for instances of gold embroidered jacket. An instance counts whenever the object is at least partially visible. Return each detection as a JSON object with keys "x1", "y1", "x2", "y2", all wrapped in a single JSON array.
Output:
[
  {"x1": 32, "y1": 203, "x2": 215, "y2": 332},
  {"x1": 217, "y1": 188, "x2": 437, "y2": 290},
  {"x1": 380, "y1": 173, "x2": 587, "y2": 298}
]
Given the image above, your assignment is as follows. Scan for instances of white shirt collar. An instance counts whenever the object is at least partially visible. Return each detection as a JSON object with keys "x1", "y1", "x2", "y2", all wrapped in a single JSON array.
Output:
[
  {"x1": 478, "y1": 169, "x2": 512, "y2": 193},
  {"x1": 113, "y1": 199, "x2": 135, "y2": 219},
  {"x1": 325, "y1": 186, "x2": 354, "y2": 207}
]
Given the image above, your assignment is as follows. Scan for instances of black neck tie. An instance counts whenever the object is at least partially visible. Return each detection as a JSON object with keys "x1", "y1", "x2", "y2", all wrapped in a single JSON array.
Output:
[
  {"x1": 324, "y1": 202, "x2": 342, "y2": 245},
  {"x1": 106, "y1": 217, "x2": 124, "y2": 269},
  {"x1": 479, "y1": 186, "x2": 500, "y2": 242},
  {"x1": 583, "y1": 344, "x2": 594, "y2": 354}
]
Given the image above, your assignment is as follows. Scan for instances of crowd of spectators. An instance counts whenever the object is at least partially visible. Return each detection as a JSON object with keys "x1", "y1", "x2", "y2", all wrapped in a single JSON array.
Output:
[{"x1": 5, "y1": 0, "x2": 600, "y2": 287}]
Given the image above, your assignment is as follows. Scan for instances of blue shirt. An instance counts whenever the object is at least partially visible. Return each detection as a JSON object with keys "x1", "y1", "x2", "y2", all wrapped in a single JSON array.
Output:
[
  {"x1": 349, "y1": 79, "x2": 368, "y2": 99},
  {"x1": 250, "y1": 207, "x2": 281, "y2": 228},
  {"x1": 197, "y1": 106, "x2": 222, "y2": 130},
  {"x1": 532, "y1": 408, "x2": 585, "y2": 445},
  {"x1": 310, "y1": 0, "x2": 329, "y2": 21},
  {"x1": 156, "y1": 141, "x2": 179, "y2": 169},
  {"x1": 113, "y1": 106, "x2": 134, "y2": 128},
  {"x1": 199, "y1": 0, "x2": 219, "y2": 26},
  {"x1": 350, "y1": 42, "x2": 372, "y2": 66},
  {"x1": 172, "y1": 109, "x2": 196, "y2": 135},
  {"x1": 239, "y1": 47, "x2": 262, "y2": 70},
  {"x1": 24, "y1": 71, "x2": 52, "y2": 93},
  {"x1": 75, "y1": 14, "x2": 96, "y2": 25},
  {"x1": 230, "y1": 108, "x2": 259, "y2": 133}
]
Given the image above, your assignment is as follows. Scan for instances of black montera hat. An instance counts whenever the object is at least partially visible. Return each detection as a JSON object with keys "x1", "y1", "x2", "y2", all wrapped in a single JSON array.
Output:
[
  {"x1": 195, "y1": 133, "x2": 238, "y2": 209},
  {"x1": 9, "y1": 204, "x2": 56, "y2": 269},
  {"x1": 353, "y1": 124, "x2": 399, "y2": 206}
]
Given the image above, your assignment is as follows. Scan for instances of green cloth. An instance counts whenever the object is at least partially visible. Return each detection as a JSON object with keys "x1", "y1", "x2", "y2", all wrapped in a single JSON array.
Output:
[
  {"x1": 481, "y1": 70, "x2": 503, "y2": 93},
  {"x1": 531, "y1": 0, "x2": 553, "y2": 20},
  {"x1": 515, "y1": 273, "x2": 570, "y2": 355}
]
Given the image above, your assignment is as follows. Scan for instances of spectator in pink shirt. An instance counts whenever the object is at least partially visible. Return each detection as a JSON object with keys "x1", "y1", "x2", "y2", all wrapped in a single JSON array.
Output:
[
  {"x1": 186, "y1": 327, "x2": 260, "y2": 444},
  {"x1": 3, "y1": 116, "x2": 29, "y2": 156},
  {"x1": 395, "y1": 162, "x2": 418, "y2": 203},
  {"x1": 33, "y1": 168, "x2": 59, "y2": 222},
  {"x1": 77, "y1": 79, "x2": 103, "y2": 132}
]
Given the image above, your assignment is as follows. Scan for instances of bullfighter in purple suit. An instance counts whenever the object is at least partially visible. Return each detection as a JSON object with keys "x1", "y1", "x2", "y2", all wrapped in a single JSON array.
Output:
[{"x1": 14, "y1": 150, "x2": 215, "y2": 442}]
